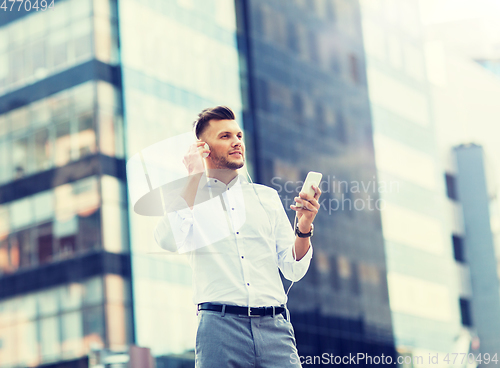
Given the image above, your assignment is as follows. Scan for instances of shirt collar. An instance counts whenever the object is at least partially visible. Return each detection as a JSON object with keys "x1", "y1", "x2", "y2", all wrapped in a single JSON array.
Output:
[{"x1": 198, "y1": 171, "x2": 249, "y2": 191}]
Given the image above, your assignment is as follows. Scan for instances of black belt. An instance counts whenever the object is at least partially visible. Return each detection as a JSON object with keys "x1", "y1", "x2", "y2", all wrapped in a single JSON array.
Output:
[{"x1": 198, "y1": 302, "x2": 286, "y2": 317}]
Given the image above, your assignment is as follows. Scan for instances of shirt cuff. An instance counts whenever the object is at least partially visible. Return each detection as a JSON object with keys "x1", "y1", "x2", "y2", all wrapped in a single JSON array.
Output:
[{"x1": 295, "y1": 240, "x2": 313, "y2": 263}]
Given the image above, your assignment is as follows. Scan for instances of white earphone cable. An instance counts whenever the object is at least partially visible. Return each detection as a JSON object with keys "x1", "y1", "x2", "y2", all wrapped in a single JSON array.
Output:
[{"x1": 244, "y1": 165, "x2": 298, "y2": 301}]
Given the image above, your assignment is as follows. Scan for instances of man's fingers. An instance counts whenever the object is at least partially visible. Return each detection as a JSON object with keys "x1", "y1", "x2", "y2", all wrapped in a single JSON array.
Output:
[
  {"x1": 293, "y1": 198, "x2": 318, "y2": 212},
  {"x1": 296, "y1": 195, "x2": 320, "y2": 209},
  {"x1": 313, "y1": 185, "x2": 322, "y2": 200}
]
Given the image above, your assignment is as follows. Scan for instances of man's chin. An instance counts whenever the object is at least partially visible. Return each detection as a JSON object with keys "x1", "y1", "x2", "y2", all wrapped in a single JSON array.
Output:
[{"x1": 227, "y1": 160, "x2": 245, "y2": 170}]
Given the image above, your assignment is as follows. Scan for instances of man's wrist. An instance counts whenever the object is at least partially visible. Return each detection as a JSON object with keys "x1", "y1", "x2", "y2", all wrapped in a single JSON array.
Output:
[
  {"x1": 296, "y1": 223, "x2": 314, "y2": 238},
  {"x1": 298, "y1": 223, "x2": 312, "y2": 233}
]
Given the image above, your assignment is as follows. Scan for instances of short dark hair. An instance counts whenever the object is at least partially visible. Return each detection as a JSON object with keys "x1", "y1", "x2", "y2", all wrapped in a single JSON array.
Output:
[{"x1": 193, "y1": 106, "x2": 235, "y2": 139}]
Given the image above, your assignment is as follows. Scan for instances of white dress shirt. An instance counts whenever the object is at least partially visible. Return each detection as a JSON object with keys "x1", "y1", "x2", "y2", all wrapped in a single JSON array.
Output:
[{"x1": 154, "y1": 173, "x2": 313, "y2": 307}]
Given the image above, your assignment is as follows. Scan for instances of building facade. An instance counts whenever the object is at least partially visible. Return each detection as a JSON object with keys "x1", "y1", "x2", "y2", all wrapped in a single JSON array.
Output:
[
  {"x1": 0, "y1": 0, "x2": 396, "y2": 367},
  {"x1": 0, "y1": 1, "x2": 132, "y2": 367},
  {"x1": 359, "y1": 0, "x2": 470, "y2": 362},
  {"x1": 454, "y1": 144, "x2": 500, "y2": 365},
  {"x1": 239, "y1": 0, "x2": 396, "y2": 361}
]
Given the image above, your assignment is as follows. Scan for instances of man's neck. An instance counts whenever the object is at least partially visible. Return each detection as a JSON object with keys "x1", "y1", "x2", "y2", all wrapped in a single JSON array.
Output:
[{"x1": 206, "y1": 168, "x2": 239, "y2": 185}]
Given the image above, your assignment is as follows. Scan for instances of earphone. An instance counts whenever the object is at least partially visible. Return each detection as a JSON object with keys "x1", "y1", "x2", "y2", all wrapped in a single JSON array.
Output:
[{"x1": 202, "y1": 143, "x2": 210, "y2": 158}]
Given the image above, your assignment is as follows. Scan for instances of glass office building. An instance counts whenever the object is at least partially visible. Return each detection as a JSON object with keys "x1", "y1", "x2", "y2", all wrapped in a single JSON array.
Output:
[
  {"x1": 359, "y1": 0, "x2": 469, "y2": 362},
  {"x1": 0, "y1": 1, "x2": 131, "y2": 367},
  {"x1": 237, "y1": 0, "x2": 396, "y2": 361},
  {"x1": 454, "y1": 144, "x2": 500, "y2": 364},
  {"x1": 0, "y1": 0, "x2": 396, "y2": 367}
]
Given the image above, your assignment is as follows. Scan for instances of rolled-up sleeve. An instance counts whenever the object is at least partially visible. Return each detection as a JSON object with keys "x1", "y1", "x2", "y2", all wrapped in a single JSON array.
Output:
[
  {"x1": 154, "y1": 198, "x2": 194, "y2": 252},
  {"x1": 154, "y1": 194, "x2": 231, "y2": 253},
  {"x1": 273, "y1": 191, "x2": 313, "y2": 282}
]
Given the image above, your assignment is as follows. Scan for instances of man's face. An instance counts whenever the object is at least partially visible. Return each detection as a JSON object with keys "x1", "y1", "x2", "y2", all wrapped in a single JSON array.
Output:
[{"x1": 201, "y1": 119, "x2": 245, "y2": 170}]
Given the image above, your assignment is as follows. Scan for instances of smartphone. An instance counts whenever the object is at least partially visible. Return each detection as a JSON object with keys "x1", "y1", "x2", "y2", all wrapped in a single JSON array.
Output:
[{"x1": 296, "y1": 171, "x2": 322, "y2": 208}]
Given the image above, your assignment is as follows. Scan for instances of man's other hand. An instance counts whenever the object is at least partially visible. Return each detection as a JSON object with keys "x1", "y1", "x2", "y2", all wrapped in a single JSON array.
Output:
[{"x1": 290, "y1": 185, "x2": 322, "y2": 233}]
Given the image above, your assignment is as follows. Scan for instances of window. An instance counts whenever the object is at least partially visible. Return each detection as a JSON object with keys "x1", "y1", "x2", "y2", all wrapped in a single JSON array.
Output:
[
  {"x1": 12, "y1": 136, "x2": 29, "y2": 178},
  {"x1": 34, "y1": 128, "x2": 53, "y2": 171},
  {"x1": 76, "y1": 111, "x2": 96, "y2": 158},
  {"x1": 293, "y1": 93, "x2": 304, "y2": 121},
  {"x1": 37, "y1": 223, "x2": 54, "y2": 265},
  {"x1": 259, "y1": 4, "x2": 273, "y2": 39},
  {"x1": 0, "y1": 238, "x2": 9, "y2": 274},
  {"x1": 54, "y1": 216, "x2": 77, "y2": 260},
  {"x1": 98, "y1": 111, "x2": 115, "y2": 156},
  {"x1": 336, "y1": 111, "x2": 347, "y2": 143},
  {"x1": 31, "y1": 40, "x2": 46, "y2": 81},
  {"x1": 78, "y1": 210, "x2": 101, "y2": 252},
  {"x1": 74, "y1": 82, "x2": 95, "y2": 115},
  {"x1": 50, "y1": 92, "x2": 72, "y2": 124},
  {"x1": 17, "y1": 320, "x2": 38, "y2": 366},
  {"x1": 40, "y1": 316, "x2": 61, "y2": 362},
  {"x1": 83, "y1": 277, "x2": 104, "y2": 306},
  {"x1": 459, "y1": 298, "x2": 473, "y2": 327},
  {"x1": 315, "y1": 103, "x2": 326, "y2": 132},
  {"x1": 49, "y1": 31, "x2": 69, "y2": 69},
  {"x1": 0, "y1": 325, "x2": 16, "y2": 366},
  {"x1": 326, "y1": 0, "x2": 336, "y2": 21},
  {"x1": 38, "y1": 288, "x2": 59, "y2": 317},
  {"x1": 0, "y1": 138, "x2": 10, "y2": 184},
  {"x1": 337, "y1": 255, "x2": 351, "y2": 278},
  {"x1": 349, "y1": 54, "x2": 360, "y2": 84},
  {"x1": 11, "y1": 49, "x2": 24, "y2": 86},
  {"x1": 330, "y1": 255, "x2": 340, "y2": 290},
  {"x1": 256, "y1": 79, "x2": 269, "y2": 111},
  {"x1": 60, "y1": 283, "x2": 83, "y2": 312},
  {"x1": 83, "y1": 306, "x2": 105, "y2": 350},
  {"x1": 61, "y1": 311, "x2": 84, "y2": 358},
  {"x1": 452, "y1": 235, "x2": 465, "y2": 263},
  {"x1": 30, "y1": 100, "x2": 51, "y2": 129},
  {"x1": 55, "y1": 121, "x2": 72, "y2": 167},
  {"x1": 73, "y1": 28, "x2": 92, "y2": 61},
  {"x1": 351, "y1": 262, "x2": 360, "y2": 294},
  {"x1": 329, "y1": 50, "x2": 341, "y2": 74},
  {"x1": 287, "y1": 22, "x2": 299, "y2": 53},
  {"x1": 296, "y1": 23, "x2": 308, "y2": 59},
  {"x1": 10, "y1": 229, "x2": 31, "y2": 268},
  {"x1": 0, "y1": 115, "x2": 7, "y2": 136},
  {"x1": 308, "y1": 30, "x2": 319, "y2": 63},
  {"x1": 445, "y1": 173, "x2": 458, "y2": 201},
  {"x1": 10, "y1": 107, "x2": 30, "y2": 133}
]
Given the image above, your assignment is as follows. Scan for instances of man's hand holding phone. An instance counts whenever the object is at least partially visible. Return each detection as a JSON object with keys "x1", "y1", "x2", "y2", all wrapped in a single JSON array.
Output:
[
  {"x1": 291, "y1": 185, "x2": 322, "y2": 232},
  {"x1": 290, "y1": 172, "x2": 322, "y2": 234}
]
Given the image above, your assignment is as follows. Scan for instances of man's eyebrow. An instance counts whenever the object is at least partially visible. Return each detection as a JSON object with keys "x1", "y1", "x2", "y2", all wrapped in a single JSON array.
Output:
[{"x1": 217, "y1": 131, "x2": 243, "y2": 136}]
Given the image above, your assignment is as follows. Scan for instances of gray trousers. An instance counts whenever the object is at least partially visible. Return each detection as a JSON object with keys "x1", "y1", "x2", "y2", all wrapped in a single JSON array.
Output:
[{"x1": 195, "y1": 309, "x2": 302, "y2": 368}]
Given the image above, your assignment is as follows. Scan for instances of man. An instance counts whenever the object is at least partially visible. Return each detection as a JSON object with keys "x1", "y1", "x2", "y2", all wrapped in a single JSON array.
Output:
[{"x1": 155, "y1": 106, "x2": 321, "y2": 367}]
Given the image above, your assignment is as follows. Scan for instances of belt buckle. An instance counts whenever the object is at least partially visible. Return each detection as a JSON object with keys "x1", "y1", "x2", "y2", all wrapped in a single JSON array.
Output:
[{"x1": 247, "y1": 306, "x2": 259, "y2": 317}]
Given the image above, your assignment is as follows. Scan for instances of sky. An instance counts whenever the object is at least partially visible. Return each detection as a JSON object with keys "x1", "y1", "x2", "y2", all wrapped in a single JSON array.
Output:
[
  {"x1": 418, "y1": 0, "x2": 500, "y2": 194},
  {"x1": 419, "y1": 0, "x2": 500, "y2": 59}
]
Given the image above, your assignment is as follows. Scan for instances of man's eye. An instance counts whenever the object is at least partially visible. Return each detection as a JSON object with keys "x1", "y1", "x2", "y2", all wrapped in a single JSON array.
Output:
[{"x1": 222, "y1": 135, "x2": 228, "y2": 138}]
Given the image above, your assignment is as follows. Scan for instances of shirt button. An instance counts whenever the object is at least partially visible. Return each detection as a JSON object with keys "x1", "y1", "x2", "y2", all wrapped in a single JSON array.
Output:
[
  {"x1": 214, "y1": 180, "x2": 217, "y2": 182},
  {"x1": 247, "y1": 283, "x2": 250, "y2": 286},
  {"x1": 236, "y1": 232, "x2": 239, "y2": 234},
  {"x1": 241, "y1": 256, "x2": 244, "y2": 259},
  {"x1": 232, "y1": 208, "x2": 234, "y2": 210}
]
